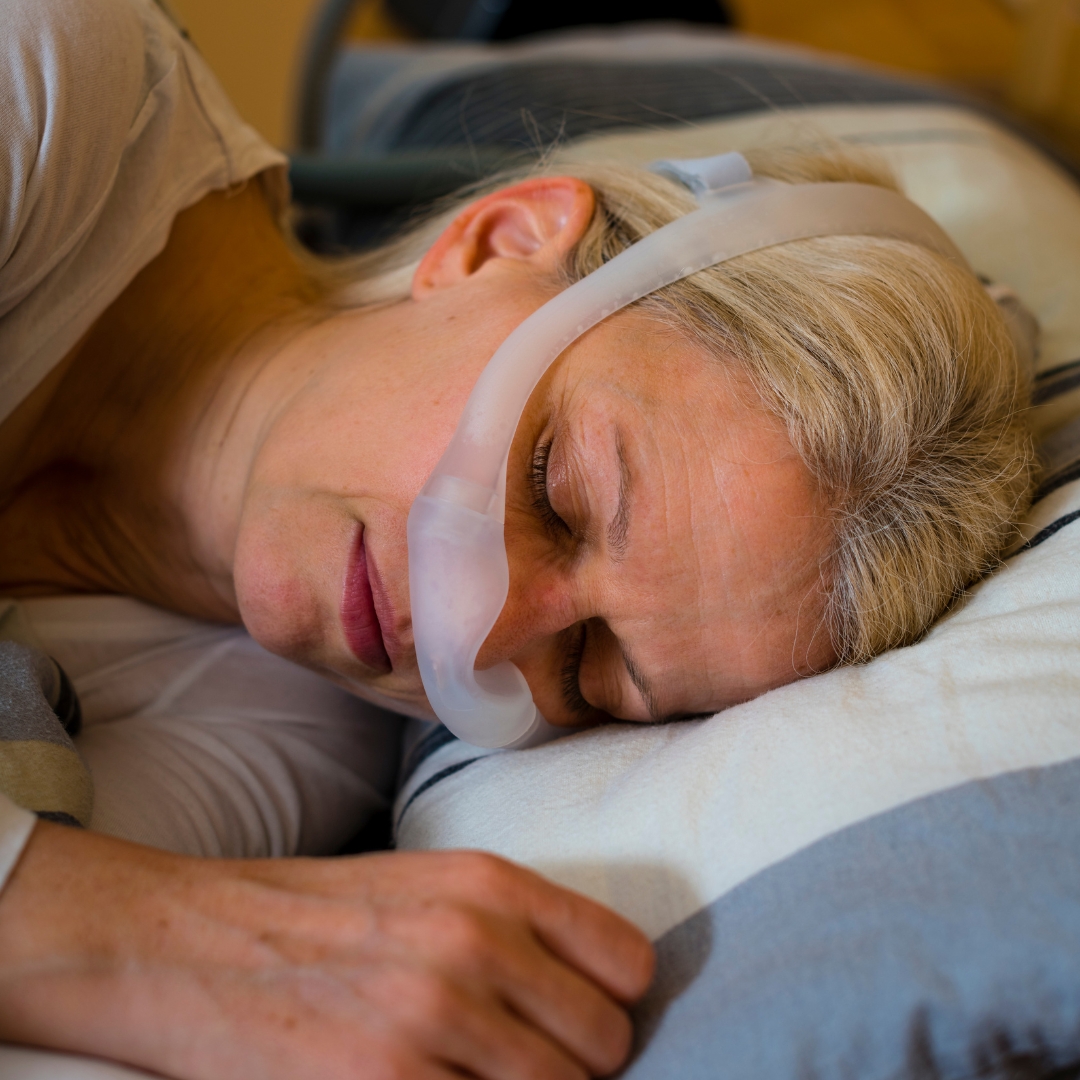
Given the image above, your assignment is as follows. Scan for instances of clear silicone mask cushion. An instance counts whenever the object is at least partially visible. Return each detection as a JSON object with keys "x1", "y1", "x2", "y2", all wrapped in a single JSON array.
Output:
[{"x1": 406, "y1": 152, "x2": 969, "y2": 749}]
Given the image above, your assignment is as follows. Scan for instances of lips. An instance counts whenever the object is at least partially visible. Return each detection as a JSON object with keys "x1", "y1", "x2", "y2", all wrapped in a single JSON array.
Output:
[{"x1": 342, "y1": 527, "x2": 392, "y2": 674}]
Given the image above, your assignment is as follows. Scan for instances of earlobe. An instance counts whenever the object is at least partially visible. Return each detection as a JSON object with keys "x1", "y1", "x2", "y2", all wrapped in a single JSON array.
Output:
[{"x1": 412, "y1": 177, "x2": 595, "y2": 299}]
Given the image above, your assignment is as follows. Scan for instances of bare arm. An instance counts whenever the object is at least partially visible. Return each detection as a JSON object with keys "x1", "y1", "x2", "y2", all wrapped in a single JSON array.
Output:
[{"x1": 0, "y1": 822, "x2": 654, "y2": 1080}]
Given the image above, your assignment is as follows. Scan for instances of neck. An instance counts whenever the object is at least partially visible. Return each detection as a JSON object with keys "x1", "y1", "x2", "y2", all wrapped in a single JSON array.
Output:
[{"x1": 0, "y1": 181, "x2": 322, "y2": 621}]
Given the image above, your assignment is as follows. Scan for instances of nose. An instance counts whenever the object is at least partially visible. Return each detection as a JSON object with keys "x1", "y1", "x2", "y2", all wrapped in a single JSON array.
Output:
[
  {"x1": 474, "y1": 561, "x2": 602, "y2": 726},
  {"x1": 475, "y1": 560, "x2": 579, "y2": 668}
]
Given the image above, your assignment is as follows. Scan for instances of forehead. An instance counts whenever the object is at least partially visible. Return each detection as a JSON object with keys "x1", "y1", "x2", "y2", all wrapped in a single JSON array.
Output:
[
  {"x1": 553, "y1": 307, "x2": 792, "y2": 480},
  {"x1": 552, "y1": 311, "x2": 834, "y2": 710}
]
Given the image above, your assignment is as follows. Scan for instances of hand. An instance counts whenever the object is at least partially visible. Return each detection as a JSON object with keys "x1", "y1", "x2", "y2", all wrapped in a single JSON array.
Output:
[{"x1": 0, "y1": 822, "x2": 653, "y2": 1079}]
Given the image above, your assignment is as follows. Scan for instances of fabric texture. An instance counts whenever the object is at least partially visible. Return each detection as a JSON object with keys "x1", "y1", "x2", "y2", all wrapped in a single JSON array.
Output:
[
  {"x1": 0, "y1": 0, "x2": 286, "y2": 425},
  {"x1": 325, "y1": 29, "x2": 974, "y2": 154},
  {"x1": 17, "y1": 594, "x2": 401, "y2": 859},
  {"x1": 0, "y1": 597, "x2": 90, "y2": 827},
  {"x1": 627, "y1": 760, "x2": 1080, "y2": 1079},
  {"x1": 0, "y1": 640, "x2": 92, "y2": 826}
]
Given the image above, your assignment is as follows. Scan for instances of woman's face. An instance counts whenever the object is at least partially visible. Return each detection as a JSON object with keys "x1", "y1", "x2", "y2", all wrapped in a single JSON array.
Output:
[{"x1": 230, "y1": 179, "x2": 836, "y2": 725}]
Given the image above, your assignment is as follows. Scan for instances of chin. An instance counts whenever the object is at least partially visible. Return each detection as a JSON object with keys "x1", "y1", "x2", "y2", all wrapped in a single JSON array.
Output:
[
  {"x1": 326, "y1": 669, "x2": 438, "y2": 721},
  {"x1": 239, "y1": 600, "x2": 322, "y2": 666}
]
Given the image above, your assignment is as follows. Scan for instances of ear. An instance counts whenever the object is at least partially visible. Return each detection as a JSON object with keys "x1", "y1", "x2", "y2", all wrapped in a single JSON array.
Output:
[{"x1": 412, "y1": 176, "x2": 595, "y2": 299}]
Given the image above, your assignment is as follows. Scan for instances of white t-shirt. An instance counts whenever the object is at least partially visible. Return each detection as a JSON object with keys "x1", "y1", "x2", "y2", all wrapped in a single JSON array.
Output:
[
  {"x1": 0, "y1": 0, "x2": 399, "y2": 889},
  {"x1": 0, "y1": 0, "x2": 287, "y2": 423},
  {"x1": 16, "y1": 595, "x2": 401, "y2": 857}
]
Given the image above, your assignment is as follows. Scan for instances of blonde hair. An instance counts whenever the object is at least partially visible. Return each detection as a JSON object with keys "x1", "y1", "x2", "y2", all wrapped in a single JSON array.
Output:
[{"x1": 295, "y1": 148, "x2": 1035, "y2": 665}]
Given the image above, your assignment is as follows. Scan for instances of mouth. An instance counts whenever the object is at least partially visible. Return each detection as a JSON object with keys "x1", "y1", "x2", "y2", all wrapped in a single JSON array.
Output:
[{"x1": 342, "y1": 527, "x2": 393, "y2": 674}]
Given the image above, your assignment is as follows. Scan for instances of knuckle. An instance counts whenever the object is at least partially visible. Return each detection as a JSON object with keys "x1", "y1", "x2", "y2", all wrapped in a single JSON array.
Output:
[
  {"x1": 432, "y1": 905, "x2": 492, "y2": 960},
  {"x1": 403, "y1": 970, "x2": 461, "y2": 1029},
  {"x1": 455, "y1": 851, "x2": 514, "y2": 894}
]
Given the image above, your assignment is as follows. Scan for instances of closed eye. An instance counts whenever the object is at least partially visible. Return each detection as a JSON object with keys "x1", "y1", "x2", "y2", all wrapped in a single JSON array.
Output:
[
  {"x1": 560, "y1": 622, "x2": 591, "y2": 719},
  {"x1": 530, "y1": 439, "x2": 571, "y2": 538}
]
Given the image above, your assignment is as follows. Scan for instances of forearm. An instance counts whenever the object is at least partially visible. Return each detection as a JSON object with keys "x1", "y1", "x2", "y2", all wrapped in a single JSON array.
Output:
[
  {"x1": 0, "y1": 824, "x2": 301, "y2": 1075},
  {"x1": 0, "y1": 823, "x2": 220, "y2": 1065}
]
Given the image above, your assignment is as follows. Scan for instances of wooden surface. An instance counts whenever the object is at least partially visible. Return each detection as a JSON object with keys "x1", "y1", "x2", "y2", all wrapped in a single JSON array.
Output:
[
  {"x1": 730, "y1": 0, "x2": 1018, "y2": 91},
  {"x1": 165, "y1": 0, "x2": 407, "y2": 148}
]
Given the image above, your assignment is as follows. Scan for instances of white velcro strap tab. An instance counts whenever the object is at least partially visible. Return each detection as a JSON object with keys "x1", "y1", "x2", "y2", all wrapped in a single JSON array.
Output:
[{"x1": 650, "y1": 151, "x2": 754, "y2": 195}]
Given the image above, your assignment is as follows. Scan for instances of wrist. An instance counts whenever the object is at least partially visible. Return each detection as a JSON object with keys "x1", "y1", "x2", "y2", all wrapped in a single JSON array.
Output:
[{"x1": 0, "y1": 823, "x2": 218, "y2": 1060}]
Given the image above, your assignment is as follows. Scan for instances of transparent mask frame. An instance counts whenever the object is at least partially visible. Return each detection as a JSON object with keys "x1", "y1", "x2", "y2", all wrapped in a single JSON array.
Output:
[{"x1": 406, "y1": 152, "x2": 969, "y2": 749}]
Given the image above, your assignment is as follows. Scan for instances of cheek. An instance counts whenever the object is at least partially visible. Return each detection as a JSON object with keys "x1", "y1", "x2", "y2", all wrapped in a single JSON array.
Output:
[
  {"x1": 300, "y1": 373, "x2": 467, "y2": 517},
  {"x1": 232, "y1": 491, "x2": 350, "y2": 663}
]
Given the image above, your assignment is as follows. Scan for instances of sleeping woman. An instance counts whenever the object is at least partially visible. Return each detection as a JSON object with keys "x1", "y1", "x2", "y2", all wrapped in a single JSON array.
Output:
[{"x1": 0, "y1": 0, "x2": 1034, "y2": 1077}]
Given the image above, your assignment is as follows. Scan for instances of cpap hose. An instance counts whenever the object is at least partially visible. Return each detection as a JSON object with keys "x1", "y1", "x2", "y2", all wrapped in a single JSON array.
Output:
[{"x1": 407, "y1": 152, "x2": 968, "y2": 749}]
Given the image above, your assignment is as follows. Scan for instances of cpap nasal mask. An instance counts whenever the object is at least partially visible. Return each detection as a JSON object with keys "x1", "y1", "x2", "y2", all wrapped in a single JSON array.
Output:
[{"x1": 407, "y1": 151, "x2": 968, "y2": 749}]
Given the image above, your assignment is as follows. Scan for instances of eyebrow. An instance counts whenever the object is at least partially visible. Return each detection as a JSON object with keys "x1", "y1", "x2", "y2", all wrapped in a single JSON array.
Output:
[
  {"x1": 606, "y1": 429, "x2": 632, "y2": 560},
  {"x1": 620, "y1": 644, "x2": 662, "y2": 721},
  {"x1": 622, "y1": 648, "x2": 714, "y2": 724}
]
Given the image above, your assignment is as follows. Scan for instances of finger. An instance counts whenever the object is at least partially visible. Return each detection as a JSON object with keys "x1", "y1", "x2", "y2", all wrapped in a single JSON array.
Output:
[
  {"x1": 443, "y1": 1006, "x2": 590, "y2": 1080},
  {"x1": 483, "y1": 859, "x2": 656, "y2": 1005},
  {"x1": 353, "y1": 850, "x2": 655, "y2": 1005},
  {"x1": 244, "y1": 851, "x2": 654, "y2": 1004},
  {"x1": 488, "y1": 927, "x2": 635, "y2": 1077},
  {"x1": 348, "y1": 1044, "x2": 469, "y2": 1080},
  {"x1": 406, "y1": 974, "x2": 590, "y2": 1080},
  {"x1": 350, "y1": 960, "x2": 586, "y2": 1080},
  {"x1": 398, "y1": 902, "x2": 632, "y2": 1076}
]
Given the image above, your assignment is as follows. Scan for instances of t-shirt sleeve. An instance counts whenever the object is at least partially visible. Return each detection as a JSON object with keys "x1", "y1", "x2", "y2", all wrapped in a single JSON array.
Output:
[
  {"x1": 0, "y1": 0, "x2": 149, "y2": 320},
  {"x1": 0, "y1": 0, "x2": 287, "y2": 423}
]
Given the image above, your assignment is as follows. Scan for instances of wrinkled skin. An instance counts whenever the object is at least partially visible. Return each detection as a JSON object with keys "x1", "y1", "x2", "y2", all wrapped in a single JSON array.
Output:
[{"x1": 230, "y1": 179, "x2": 836, "y2": 724}]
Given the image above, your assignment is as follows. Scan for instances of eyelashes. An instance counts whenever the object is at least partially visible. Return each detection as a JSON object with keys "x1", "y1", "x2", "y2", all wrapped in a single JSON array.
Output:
[
  {"x1": 559, "y1": 621, "x2": 592, "y2": 719},
  {"x1": 530, "y1": 439, "x2": 571, "y2": 537}
]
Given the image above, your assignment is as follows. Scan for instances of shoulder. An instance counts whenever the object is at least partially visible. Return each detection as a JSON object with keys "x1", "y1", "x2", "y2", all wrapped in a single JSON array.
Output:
[
  {"x1": 0, "y1": 0, "x2": 176, "y2": 312},
  {"x1": 0, "y1": 0, "x2": 150, "y2": 115}
]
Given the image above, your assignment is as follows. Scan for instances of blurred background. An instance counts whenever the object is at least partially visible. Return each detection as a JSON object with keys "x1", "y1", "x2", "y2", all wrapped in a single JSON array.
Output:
[{"x1": 166, "y1": 0, "x2": 1080, "y2": 161}]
